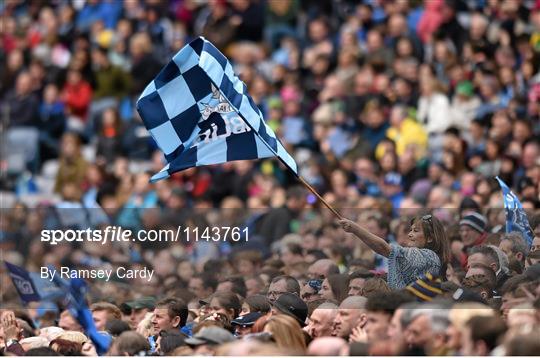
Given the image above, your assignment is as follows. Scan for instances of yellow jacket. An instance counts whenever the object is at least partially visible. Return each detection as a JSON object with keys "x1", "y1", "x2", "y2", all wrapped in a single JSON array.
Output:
[{"x1": 384, "y1": 117, "x2": 428, "y2": 159}]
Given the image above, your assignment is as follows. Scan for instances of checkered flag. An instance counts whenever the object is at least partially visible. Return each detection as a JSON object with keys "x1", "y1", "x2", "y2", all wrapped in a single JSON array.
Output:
[{"x1": 136, "y1": 37, "x2": 298, "y2": 182}]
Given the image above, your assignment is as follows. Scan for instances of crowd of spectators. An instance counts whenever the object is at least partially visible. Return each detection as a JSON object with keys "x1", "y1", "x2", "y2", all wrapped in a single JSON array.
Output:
[{"x1": 1, "y1": 0, "x2": 540, "y2": 356}]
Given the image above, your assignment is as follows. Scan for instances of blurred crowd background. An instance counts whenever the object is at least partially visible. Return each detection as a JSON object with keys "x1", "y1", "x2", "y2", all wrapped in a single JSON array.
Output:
[{"x1": 1, "y1": 0, "x2": 540, "y2": 356}]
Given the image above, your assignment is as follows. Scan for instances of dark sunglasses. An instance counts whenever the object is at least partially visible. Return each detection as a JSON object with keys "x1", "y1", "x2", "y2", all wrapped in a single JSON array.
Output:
[
  {"x1": 421, "y1": 214, "x2": 435, "y2": 240},
  {"x1": 307, "y1": 279, "x2": 323, "y2": 292}
]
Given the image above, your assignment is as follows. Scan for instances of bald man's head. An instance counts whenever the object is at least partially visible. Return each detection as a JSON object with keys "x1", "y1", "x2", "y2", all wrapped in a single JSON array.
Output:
[
  {"x1": 308, "y1": 259, "x2": 339, "y2": 279},
  {"x1": 333, "y1": 296, "x2": 367, "y2": 338},
  {"x1": 306, "y1": 303, "x2": 338, "y2": 338},
  {"x1": 339, "y1": 296, "x2": 367, "y2": 309},
  {"x1": 307, "y1": 337, "x2": 348, "y2": 356}
]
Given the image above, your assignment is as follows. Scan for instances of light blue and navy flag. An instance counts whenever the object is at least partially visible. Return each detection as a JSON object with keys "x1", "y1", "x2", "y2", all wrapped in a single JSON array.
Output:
[
  {"x1": 136, "y1": 36, "x2": 297, "y2": 182},
  {"x1": 495, "y1": 176, "x2": 534, "y2": 248},
  {"x1": 4, "y1": 261, "x2": 64, "y2": 303},
  {"x1": 4, "y1": 261, "x2": 41, "y2": 303}
]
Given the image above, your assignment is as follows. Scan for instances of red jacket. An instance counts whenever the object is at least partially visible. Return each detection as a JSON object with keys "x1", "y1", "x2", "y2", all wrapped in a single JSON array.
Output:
[{"x1": 63, "y1": 81, "x2": 93, "y2": 120}]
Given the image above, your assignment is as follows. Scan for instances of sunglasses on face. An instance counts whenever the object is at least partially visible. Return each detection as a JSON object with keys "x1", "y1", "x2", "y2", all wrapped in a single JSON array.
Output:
[{"x1": 307, "y1": 279, "x2": 323, "y2": 292}]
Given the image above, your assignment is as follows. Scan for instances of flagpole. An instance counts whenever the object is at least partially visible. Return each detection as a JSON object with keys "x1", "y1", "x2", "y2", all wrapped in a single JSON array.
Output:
[{"x1": 297, "y1": 175, "x2": 343, "y2": 220}]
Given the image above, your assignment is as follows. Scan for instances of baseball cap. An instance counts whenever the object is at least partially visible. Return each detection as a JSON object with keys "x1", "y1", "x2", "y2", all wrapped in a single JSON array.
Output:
[
  {"x1": 272, "y1": 293, "x2": 308, "y2": 327},
  {"x1": 452, "y1": 287, "x2": 487, "y2": 304},
  {"x1": 184, "y1": 326, "x2": 235, "y2": 346},
  {"x1": 125, "y1": 297, "x2": 156, "y2": 310},
  {"x1": 231, "y1": 312, "x2": 263, "y2": 328},
  {"x1": 460, "y1": 212, "x2": 487, "y2": 233}
]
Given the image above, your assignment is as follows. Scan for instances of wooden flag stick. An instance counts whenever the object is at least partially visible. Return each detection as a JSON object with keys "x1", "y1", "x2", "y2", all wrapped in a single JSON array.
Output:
[{"x1": 297, "y1": 176, "x2": 343, "y2": 220}]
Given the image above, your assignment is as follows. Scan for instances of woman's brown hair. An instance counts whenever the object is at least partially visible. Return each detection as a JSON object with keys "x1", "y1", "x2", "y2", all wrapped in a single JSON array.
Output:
[
  {"x1": 412, "y1": 215, "x2": 451, "y2": 272},
  {"x1": 49, "y1": 339, "x2": 83, "y2": 356},
  {"x1": 263, "y1": 314, "x2": 307, "y2": 353},
  {"x1": 210, "y1": 291, "x2": 241, "y2": 319},
  {"x1": 326, "y1": 274, "x2": 350, "y2": 303}
]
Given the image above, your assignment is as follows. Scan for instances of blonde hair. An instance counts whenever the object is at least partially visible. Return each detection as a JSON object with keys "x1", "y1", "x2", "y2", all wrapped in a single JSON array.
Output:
[
  {"x1": 39, "y1": 326, "x2": 65, "y2": 341},
  {"x1": 263, "y1": 314, "x2": 306, "y2": 353},
  {"x1": 57, "y1": 330, "x2": 88, "y2": 345},
  {"x1": 20, "y1": 336, "x2": 49, "y2": 350},
  {"x1": 136, "y1": 312, "x2": 155, "y2": 338}
]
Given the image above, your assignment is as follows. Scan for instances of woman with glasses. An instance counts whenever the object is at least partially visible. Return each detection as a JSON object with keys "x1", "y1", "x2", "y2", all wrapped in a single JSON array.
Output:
[{"x1": 339, "y1": 214, "x2": 450, "y2": 289}]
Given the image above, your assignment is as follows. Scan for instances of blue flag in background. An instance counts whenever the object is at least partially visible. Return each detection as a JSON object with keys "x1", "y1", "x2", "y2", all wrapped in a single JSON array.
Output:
[
  {"x1": 4, "y1": 261, "x2": 41, "y2": 303},
  {"x1": 136, "y1": 36, "x2": 297, "y2": 182},
  {"x1": 29, "y1": 272, "x2": 65, "y2": 301},
  {"x1": 4, "y1": 261, "x2": 65, "y2": 304},
  {"x1": 495, "y1": 176, "x2": 534, "y2": 248}
]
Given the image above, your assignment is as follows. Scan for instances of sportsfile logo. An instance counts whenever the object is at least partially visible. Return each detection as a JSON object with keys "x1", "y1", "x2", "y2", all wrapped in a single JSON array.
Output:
[{"x1": 40, "y1": 226, "x2": 249, "y2": 245}]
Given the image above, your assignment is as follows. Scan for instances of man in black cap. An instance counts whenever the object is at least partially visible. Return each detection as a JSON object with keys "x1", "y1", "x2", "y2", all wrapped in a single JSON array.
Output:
[
  {"x1": 185, "y1": 326, "x2": 235, "y2": 355},
  {"x1": 271, "y1": 292, "x2": 308, "y2": 327},
  {"x1": 231, "y1": 312, "x2": 263, "y2": 337},
  {"x1": 126, "y1": 297, "x2": 156, "y2": 329}
]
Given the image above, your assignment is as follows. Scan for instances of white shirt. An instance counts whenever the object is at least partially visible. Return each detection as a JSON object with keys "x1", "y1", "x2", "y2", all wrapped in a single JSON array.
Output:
[{"x1": 417, "y1": 93, "x2": 451, "y2": 135}]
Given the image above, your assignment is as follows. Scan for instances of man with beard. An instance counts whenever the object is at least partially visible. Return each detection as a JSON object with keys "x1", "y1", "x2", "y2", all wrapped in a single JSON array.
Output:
[
  {"x1": 332, "y1": 296, "x2": 366, "y2": 340},
  {"x1": 498, "y1": 232, "x2": 528, "y2": 274}
]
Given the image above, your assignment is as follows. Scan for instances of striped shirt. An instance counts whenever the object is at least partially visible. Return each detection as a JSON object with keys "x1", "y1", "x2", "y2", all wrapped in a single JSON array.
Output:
[{"x1": 387, "y1": 243, "x2": 441, "y2": 290}]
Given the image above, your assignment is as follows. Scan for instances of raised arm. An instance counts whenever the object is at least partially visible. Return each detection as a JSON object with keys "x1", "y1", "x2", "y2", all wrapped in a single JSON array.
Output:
[{"x1": 339, "y1": 219, "x2": 391, "y2": 257}]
